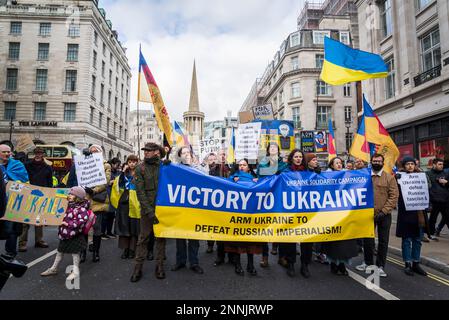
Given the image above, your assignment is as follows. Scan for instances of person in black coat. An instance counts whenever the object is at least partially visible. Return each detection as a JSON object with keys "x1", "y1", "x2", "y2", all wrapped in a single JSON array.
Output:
[
  {"x1": 396, "y1": 156, "x2": 428, "y2": 276},
  {"x1": 18, "y1": 147, "x2": 52, "y2": 251}
]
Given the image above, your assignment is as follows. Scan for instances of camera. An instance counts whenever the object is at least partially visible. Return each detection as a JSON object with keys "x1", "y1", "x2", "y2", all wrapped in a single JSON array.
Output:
[{"x1": 0, "y1": 254, "x2": 28, "y2": 291}]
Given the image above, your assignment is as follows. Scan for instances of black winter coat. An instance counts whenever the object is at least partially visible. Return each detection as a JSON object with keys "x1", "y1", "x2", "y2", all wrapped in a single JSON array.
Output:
[
  {"x1": 25, "y1": 160, "x2": 53, "y2": 187},
  {"x1": 426, "y1": 169, "x2": 449, "y2": 203}
]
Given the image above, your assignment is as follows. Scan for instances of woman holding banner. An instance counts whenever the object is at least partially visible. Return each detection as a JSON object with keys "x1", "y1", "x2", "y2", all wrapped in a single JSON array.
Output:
[
  {"x1": 395, "y1": 156, "x2": 427, "y2": 277},
  {"x1": 257, "y1": 142, "x2": 287, "y2": 268},
  {"x1": 227, "y1": 159, "x2": 261, "y2": 276},
  {"x1": 278, "y1": 149, "x2": 307, "y2": 277},
  {"x1": 322, "y1": 157, "x2": 358, "y2": 276},
  {"x1": 112, "y1": 155, "x2": 140, "y2": 260}
]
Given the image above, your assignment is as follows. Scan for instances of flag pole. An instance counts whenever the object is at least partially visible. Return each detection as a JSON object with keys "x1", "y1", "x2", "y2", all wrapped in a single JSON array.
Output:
[{"x1": 137, "y1": 44, "x2": 142, "y2": 160}]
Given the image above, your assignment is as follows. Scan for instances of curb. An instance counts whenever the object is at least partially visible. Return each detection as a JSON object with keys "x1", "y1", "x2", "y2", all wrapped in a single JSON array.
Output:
[{"x1": 388, "y1": 245, "x2": 449, "y2": 276}]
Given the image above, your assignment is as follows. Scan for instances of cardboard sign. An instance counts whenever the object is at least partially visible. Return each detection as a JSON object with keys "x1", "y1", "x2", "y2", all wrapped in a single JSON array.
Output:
[
  {"x1": 15, "y1": 134, "x2": 35, "y2": 153},
  {"x1": 398, "y1": 173, "x2": 430, "y2": 211},
  {"x1": 301, "y1": 131, "x2": 315, "y2": 153},
  {"x1": 238, "y1": 111, "x2": 254, "y2": 124},
  {"x1": 2, "y1": 182, "x2": 69, "y2": 226},
  {"x1": 235, "y1": 122, "x2": 262, "y2": 160},
  {"x1": 74, "y1": 152, "x2": 107, "y2": 188},
  {"x1": 252, "y1": 104, "x2": 274, "y2": 120},
  {"x1": 199, "y1": 138, "x2": 225, "y2": 162}
]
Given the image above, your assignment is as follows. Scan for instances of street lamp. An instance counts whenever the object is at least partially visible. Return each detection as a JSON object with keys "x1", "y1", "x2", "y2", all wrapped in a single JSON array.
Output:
[{"x1": 345, "y1": 118, "x2": 352, "y2": 159}]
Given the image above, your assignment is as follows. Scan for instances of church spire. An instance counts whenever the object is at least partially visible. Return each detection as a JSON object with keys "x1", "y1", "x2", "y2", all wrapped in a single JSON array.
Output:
[{"x1": 188, "y1": 60, "x2": 200, "y2": 112}]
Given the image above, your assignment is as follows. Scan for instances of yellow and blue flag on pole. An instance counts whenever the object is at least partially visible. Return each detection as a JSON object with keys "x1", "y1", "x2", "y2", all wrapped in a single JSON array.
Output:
[
  {"x1": 327, "y1": 118, "x2": 337, "y2": 163},
  {"x1": 226, "y1": 127, "x2": 235, "y2": 164},
  {"x1": 173, "y1": 121, "x2": 189, "y2": 148},
  {"x1": 320, "y1": 37, "x2": 388, "y2": 86}
]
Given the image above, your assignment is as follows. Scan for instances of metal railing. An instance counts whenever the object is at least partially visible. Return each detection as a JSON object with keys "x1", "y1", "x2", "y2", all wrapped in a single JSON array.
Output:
[{"x1": 414, "y1": 65, "x2": 441, "y2": 87}]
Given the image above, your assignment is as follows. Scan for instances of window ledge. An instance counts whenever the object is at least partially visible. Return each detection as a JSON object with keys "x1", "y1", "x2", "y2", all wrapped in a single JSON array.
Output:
[
  {"x1": 62, "y1": 91, "x2": 78, "y2": 95},
  {"x1": 3, "y1": 90, "x2": 19, "y2": 94},
  {"x1": 32, "y1": 91, "x2": 48, "y2": 94},
  {"x1": 37, "y1": 59, "x2": 49, "y2": 62},
  {"x1": 380, "y1": 34, "x2": 393, "y2": 46}
]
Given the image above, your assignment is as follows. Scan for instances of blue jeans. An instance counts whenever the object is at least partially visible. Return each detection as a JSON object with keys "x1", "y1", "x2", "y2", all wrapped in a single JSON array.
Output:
[
  {"x1": 176, "y1": 239, "x2": 199, "y2": 266},
  {"x1": 402, "y1": 229, "x2": 423, "y2": 263},
  {"x1": 3, "y1": 221, "x2": 18, "y2": 257}
]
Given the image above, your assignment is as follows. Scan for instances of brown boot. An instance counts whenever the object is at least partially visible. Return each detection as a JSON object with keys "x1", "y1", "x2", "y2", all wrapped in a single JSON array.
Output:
[
  {"x1": 155, "y1": 264, "x2": 166, "y2": 280},
  {"x1": 260, "y1": 256, "x2": 269, "y2": 268},
  {"x1": 130, "y1": 264, "x2": 143, "y2": 283}
]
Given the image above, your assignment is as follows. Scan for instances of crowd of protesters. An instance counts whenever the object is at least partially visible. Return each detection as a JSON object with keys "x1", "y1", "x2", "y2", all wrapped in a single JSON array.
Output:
[{"x1": 0, "y1": 140, "x2": 448, "y2": 284}]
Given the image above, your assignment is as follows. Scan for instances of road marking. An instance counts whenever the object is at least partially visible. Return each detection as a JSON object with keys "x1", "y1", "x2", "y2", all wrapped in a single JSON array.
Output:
[
  {"x1": 386, "y1": 256, "x2": 449, "y2": 287},
  {"x1": 26, "y1": 249, "x2": 57, "y2": 268},
  {"x1": 347, "y1": 269, "x2": 400, "y2": 300}
]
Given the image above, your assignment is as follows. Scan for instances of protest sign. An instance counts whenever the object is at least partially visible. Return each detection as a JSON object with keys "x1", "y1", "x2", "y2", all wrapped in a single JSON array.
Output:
[
  {"x1": 2, "y1": 182, "x2": 69, "y2": 226},
  {"x1": 199, "y1": 138, "x2": 225, "y2": 162},
  {"x1": 398, "y1": 173, "x2": 430, "y2": 211},
  {"x1": 155, "y1": 164, "x2": 375, "y2": 242},
  {"x1": 314, "y1": 131, "x2": 328, "y2": 152},
  {"x1": 15, "y1": 134, "x2": 35, "y2": 153},
  {"x1": 74, "y1": 152, "x2": 107, "y2": 188},
  {"x1": 252, "y1": 104, "x2": 274, "y2": 120},
  {"x1": 235, "y1": 122, "x2": 262, "y2": 161},
  {"x1": 301, "y1": 131, "x2": 315, "y2": 153}
]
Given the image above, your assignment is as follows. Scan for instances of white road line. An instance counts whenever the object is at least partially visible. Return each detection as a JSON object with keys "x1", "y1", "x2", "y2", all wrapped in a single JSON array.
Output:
[
  {"x1": 26, "y1": 249, "x2": 57, "y2": 268},
  {"x1": 347, "y1": 269, "x2": 400, "y2": 300}
]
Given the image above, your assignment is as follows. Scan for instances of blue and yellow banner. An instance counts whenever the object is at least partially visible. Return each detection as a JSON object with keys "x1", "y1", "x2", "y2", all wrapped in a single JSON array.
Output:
[{"x1": 155, "y1": 165, "x2": 375, "y2": 242}]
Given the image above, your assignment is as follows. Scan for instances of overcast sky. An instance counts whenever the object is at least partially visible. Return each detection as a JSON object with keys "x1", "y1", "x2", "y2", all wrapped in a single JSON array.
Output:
[{"x1": 101, "y1": 0, "x2": 307, "y2": 122}]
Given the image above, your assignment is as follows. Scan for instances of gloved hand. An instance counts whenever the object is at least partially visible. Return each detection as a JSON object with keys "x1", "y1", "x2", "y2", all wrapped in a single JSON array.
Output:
[
  {"x1": 162, "y1": 159, "x2": 171, "y2": 166},
  {"x1": 395, "y1": 173, "x2": 402, "y2": 180},
  {"x1": 82, "y1": 148, "x2": 92, "y2": 156}
]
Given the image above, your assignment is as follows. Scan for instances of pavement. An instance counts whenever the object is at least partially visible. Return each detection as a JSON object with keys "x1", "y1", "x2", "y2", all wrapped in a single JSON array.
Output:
[{"x1": 389, "y1": 210, "x2": 449, "y2": 275}]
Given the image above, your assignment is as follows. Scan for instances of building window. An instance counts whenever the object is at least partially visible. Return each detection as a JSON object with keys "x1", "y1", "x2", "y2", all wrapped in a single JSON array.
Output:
[
  {"x1": 380, "y1": 0, "x2": 392, "y2": 38},
  {"x1": 108, "y1": 91, "x2": 112, "y2": 108},
  {"x1": 313, "y1": 31, "x2": 330, "y2": 45},
  {"x1": 291, "y1": 82, "x2": 300, "y2": 98},
  {"x1": 102, "y1": 43, "x2": 106, "y2": 56},
  {"x1": 109, "y1": 70, "x2": 112, "y2": 85},
  {"x1": 292, "y1": 107, "x2": 300, "y2": 129},
  {"x1": 126, "y1": 89, "x2": 129, "y2": 102},
  {"x1": 99, "y1": 112, "x2": 103, "y2": 128},
  {"x1": 94, "y1": 31, "x2": 98, "y2": 46},
  {"x1": 107, "y1": 117, "x2": 110, "y2": 132},
  {"x1": 35, "y1": 69, "x2": 48, "y2": 91},
  {"x1": 344, "y1": 106, "x2": 352, "y2": 123},
  {"x1": 315, "y1": 54, "x2": 324, "y2": 68},
  {"x1": 290, "y1": 32, "x2": 300, "y2": 47},
  {"x1": 102, "y1": 61, "x2": 105, "y2": 78},
  {"x1": 67, "y1": 44, "x2": 79, "y2": 61},
  {"x1": 421, "y1": 28, "x2": 441, "y2": 72},
  {"x1": 113, "y1": 122, "x2": 117, "y2": 136},
  {"x1": 110, "y1": 53, "x2": 113, "y2": 64},
  {"x1": 343, "y1": 83, "x2": 351, "y2": 97},
  {"x1": 116, "y1": 77, "x2": 119, "y2": 91},
  {"x1": 64, "y1": 103, "x2": 76, "y2": 122},
  {"x1": 10, "y1": 22, "x2": 22, "y2": 35},
  {"x1": 339, "y1": 32, "x2": 350, "y2": 45},
  {"x1": 291, "y1": 56, "x2": 299, "y2": 70},
  {"x1": 385, "y1": 57, "x2": 396, "y2": 99},
  {"x1": 91, "y1": 75, "x2": 96, "y2": 98},
  {"x1": 119, "y1": 126, "x2": 122, "y2": 139},
  {"x1": 93, "y1": 50, "x2": 97, "y2": 68},
  {"x1": 8, "y1": 42, "x2": 20, "y2": 60},
  {"x1": 316, "y1": 81, "x2": 332, "y2": 96},
  {"x1": 65, "y1": 70, "x2": 77, "y2": 92},
  {"x1": 273, "y1": 97, "x2": 278, "y2": 109},
  {"x1": 279, "y1": 90, "x2": 284, "y2": 105},
  {"x1": 6, "y1": 69, "x2": 18, "y2": 91},
  {"x1": 38, "y1": 43, "x2": 49, "y2": 60},
  {"x1": 34, "y1": 102, "x2": 46, "y2": 120},
  {"x1": 114, "y1": 97, "x2": 118, "y2": 114},
  {"x1": 125, "y1": 129, "x2": 128, "y2": 140},
  {"x1": 68, "y1": 23, "x2": 80, "y2": 37},
  {"x1": 39, "y1": 23, "x2": 51, "y2": 36},
  {"x1": 417, "y1": 0, "x2": 432, "y2": 10},
  {"x1": 121, "y1": 84, "x2": 124, "y2": 97},
  {"x1": 100, "y1": 84, "x2": 105, "y2": 105},
  {"x1": 120, "y1": 102, "x2": 123, "y2": 118},
  {"x1": 90, "y1": 107, "x2": 94, "y2": 123},
  {"x1": 316, "y1": 106, "x2": 332, "y2": 129},
  {"x1": 4, "y1": 102, "x2": 16, "y2": 120}
]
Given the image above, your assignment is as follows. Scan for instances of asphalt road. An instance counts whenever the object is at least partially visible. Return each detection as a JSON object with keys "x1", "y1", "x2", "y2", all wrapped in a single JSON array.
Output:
[{"x1": 1, "y1": 226, "x2": 449, "y2": 300}]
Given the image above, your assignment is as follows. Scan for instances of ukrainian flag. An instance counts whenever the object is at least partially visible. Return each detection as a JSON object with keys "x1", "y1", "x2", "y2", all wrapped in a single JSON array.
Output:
[
  {"x1": 173, "y1": 121, "x2": 189, "y2": 148},
  {"x1": 327, "y1": 118, "x2": 337, "y2": 163},
  {"x1": 226, "y1": 127, "x2": 235, "y2": 164},
  {"x1": 320, "y1": 37, "x2": 388, "y2": 86}
]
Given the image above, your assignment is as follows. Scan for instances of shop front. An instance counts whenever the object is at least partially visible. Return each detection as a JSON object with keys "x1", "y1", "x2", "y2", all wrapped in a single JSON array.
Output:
[{"x1": 390, "y1": 112, "x2": 449, "y2": 171}]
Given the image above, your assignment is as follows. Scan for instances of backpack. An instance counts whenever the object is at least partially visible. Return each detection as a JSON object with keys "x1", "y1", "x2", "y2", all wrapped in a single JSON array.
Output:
[{"x1": 82, "y1": 210, "x2": 96, "y2": 235}]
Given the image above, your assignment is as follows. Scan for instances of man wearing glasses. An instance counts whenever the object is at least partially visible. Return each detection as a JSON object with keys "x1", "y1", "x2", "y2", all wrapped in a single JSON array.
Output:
[{"x1": 356, "y1": 154, "x2": 399, "y2": 277}]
